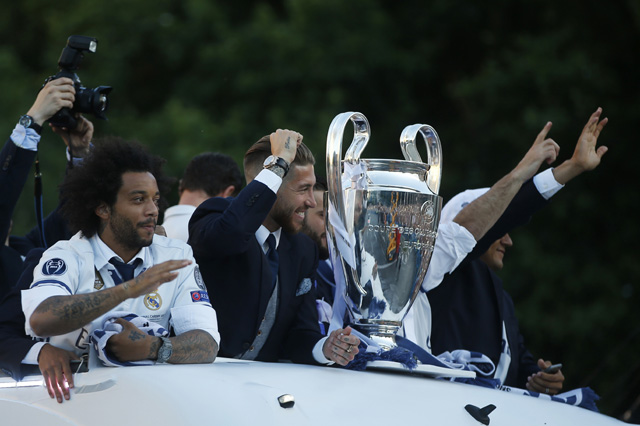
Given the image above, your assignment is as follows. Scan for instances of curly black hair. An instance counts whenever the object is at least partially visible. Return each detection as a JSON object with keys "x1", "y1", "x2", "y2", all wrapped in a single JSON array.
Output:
[{"x1": 59, "y1": 136, "x2": 174, "y2": 237}]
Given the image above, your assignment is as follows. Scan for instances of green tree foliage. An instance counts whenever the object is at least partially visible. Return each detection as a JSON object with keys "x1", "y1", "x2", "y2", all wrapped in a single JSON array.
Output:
[{"x1": 2, "y1": 0, "x2": 638, "y2": 418}]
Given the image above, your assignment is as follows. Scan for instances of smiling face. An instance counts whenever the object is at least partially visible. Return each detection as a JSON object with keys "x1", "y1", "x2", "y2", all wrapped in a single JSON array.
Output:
[
  {"x1": 266, "y1": 164, "x2": 317, "y2": 234},
  {"x1": 97, "y1": 171, "x2": 160, "y2": 262},
  {"x1": 302, "y1": 189, "x2": 329, "y2": 259},
  {"x1": 479, "y1": 233, "x2": 513, "y2": 272}
]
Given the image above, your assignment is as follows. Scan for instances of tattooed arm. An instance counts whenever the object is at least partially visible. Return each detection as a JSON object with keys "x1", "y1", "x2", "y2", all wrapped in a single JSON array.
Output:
[
  {"x1": 28, "y1": 259, "x2": 191, "y2": 337},
  {"x1": 107, "y1": 320, "x2": 218, "y2": 364}
]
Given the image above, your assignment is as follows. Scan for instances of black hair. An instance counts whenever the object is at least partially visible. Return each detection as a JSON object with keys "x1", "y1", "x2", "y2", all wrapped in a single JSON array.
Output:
[{"x1": 179, "y1": 152, "x2": 242, "y2": 197}]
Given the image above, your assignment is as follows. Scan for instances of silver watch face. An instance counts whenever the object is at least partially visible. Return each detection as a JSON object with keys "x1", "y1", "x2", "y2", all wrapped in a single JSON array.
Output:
[
  {"x1": 158, "y1": 338, "x2": 173, "y2": 362},
  {"x1": 19, "y1": 115, "x2": 34, "y2": 128},
  {"x1": 263, "y1": 155, "x2": 277, "y2": 167}
]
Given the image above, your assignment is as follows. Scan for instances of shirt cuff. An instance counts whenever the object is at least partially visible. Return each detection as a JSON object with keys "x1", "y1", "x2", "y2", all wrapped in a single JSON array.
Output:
[
  {"x1": 22, "y1": 342, "x2": 47, "y2": 365},
  {"x1": 422, "y1": 222, "x2": 476, "y2": 292},
  {"x1": 10, "y1": 124, "x2": 41, "y2": 151},
  {"x1": 66, "y1": 144, "x2": 93, "y2": 166},
  {"x1": 312, "y1": 336, "x2": 334, "y2": 365},
  {"x1": 533, "y1": 168, "x2": 564, "y2": 200},
  {"x1": 170, "y1": 304, "x2": 221, "y2": 347},
  {"x1": 255, "y1": 169, "x2": 283, "y2": 195}
]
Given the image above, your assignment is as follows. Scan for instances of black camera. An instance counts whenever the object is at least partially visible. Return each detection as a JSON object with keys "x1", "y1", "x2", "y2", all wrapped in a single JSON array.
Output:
[{"x1": 46, "y1": 35, "x2": 112, "y2": 129}]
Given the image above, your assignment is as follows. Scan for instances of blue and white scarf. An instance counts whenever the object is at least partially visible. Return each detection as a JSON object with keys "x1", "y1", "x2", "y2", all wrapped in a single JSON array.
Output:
[{"x1": 90, "y1": 312, "x2": 169, "y2": 367}]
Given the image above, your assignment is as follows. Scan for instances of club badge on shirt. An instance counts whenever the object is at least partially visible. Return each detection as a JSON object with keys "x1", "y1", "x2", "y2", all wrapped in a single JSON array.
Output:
[
  {"x1": 144, "y1": 292, "x2": 162, "y2": 311},
  {"x1": 42, "y1": 258, "x2": 67, "y2": 276}
]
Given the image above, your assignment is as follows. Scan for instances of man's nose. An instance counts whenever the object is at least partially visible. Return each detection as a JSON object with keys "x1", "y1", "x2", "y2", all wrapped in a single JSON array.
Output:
[
  {"x1": 147, "y1": 201, "x2": 159, "y2": 216},
  {"x1": 306, "y1": 190, "x2": 317, "y2": 208},
  {"x1": 502, "y1": 233, "x2": 513, "y2": 247}
]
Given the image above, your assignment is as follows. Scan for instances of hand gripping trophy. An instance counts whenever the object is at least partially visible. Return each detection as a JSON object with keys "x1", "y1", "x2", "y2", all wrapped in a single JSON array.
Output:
[{"x1": 326, "y1": 112, "x2": 442, "y2": 350}]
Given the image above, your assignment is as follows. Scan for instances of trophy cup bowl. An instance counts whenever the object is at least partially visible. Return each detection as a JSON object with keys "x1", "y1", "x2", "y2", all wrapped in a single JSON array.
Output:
[{"x1": 326, "y1": 112, "x2": 443, "y2": 350}]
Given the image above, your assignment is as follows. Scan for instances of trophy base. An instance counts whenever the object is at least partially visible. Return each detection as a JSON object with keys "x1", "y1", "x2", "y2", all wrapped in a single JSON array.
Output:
[{"x1": 352, "y1": 321, "x2": 401, "y2": 351}]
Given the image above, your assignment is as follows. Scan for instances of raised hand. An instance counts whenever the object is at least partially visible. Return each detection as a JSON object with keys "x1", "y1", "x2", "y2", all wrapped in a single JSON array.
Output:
[
  {"x1": 511, "y1": 122, "x2": 560, "y2": 183},
  {"x1": 551, "y1": 107, "x2": 609, "y2": 184},
  {"x1": 570, "y1": 107, "x2": 608, "y2": 172},
  {"x1": 269, "y1": 129, "x2": 303, "y2": 165},
  {"x1": 122, "y1": 259, "x2": 192, "y2": 299},
  {"x1": 27, "y1": 78, "x2": 76, "y2": 125},
  {"x1": 51, "y1": 115, "x2": 94, "y2": 158}
]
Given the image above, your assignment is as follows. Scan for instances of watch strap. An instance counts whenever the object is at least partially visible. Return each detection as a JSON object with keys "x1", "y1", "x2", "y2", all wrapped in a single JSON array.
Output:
[
  {"x1": 19, "y1": 115, "x2": 42, "y2": 135},
  {"x1": 264, "y1": 156, "x2": 290, "y2": 178},
  {"x1": 157, "y1": 336, "x2": 173, "y2": 363}
]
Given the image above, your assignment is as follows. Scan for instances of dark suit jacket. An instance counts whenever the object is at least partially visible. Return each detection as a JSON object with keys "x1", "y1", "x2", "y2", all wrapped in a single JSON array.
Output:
[
  {"x1": 189, "y1": 179, "x2": 322, "y2": 364},
  {"x1": 1, "y1": 136, "x2": 72, "y2": 291},
  {"x1": 428, "y1": 179, "x2": 548, "y2": 387},
  {"x1": 0, "y1": 248, "x2": 45, "y2": 379},
  {"x1": 1, "y1": 137, "x2": 37, "y2": 294},
  {"x1": 0, "y1": 135, "x2": 72, "y2": 378}
]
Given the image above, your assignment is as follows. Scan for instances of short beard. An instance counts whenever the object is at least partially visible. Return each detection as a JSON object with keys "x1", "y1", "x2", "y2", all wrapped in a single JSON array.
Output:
[
  {"x1": 301, "y1": 222, "x2": 330, "y2": 260},
  {"x1": 110, "y1": 210, "x2": 155, "y2": 251},
  {"x1": 271, "y1": 200, "x2": 300, "y2": 235}
]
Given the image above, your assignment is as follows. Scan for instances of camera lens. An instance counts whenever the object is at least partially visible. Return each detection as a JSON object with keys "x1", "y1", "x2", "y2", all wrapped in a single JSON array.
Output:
[{"x1": 96, "y1": 93, "x2": 108, "y2": 113}]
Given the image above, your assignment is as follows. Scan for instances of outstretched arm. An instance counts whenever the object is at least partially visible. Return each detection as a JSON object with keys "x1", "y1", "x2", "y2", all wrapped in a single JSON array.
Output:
[
  {"x1": 29, "y1": 260, "x2": 191, "y2": 337},
  {"x1": 454, "y1": 121, "x2": 560, "y2": 241}
]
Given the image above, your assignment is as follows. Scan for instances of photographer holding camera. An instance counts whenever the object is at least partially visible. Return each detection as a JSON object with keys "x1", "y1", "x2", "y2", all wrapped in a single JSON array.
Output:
[
  {"x1": 2, "y1": 34, "x2": 110, "y2": 292},
  {"x1": 0, "y1": 76, "x2": 94, "y2": 390},
  {"x1": 1, "y1": 77, "x2": 94, "y2": 291}
]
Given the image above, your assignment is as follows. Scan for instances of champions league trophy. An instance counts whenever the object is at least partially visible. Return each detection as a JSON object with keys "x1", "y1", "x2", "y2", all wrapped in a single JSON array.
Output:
[{"x1": 326, "y1": 112, "x2": 443, "y2": 350}]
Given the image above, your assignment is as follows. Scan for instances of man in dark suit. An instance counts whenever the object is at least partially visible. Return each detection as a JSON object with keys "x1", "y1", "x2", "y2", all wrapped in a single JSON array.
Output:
[
  {"x1": 428, "y1": 108, "x2": 608, "y2": 393},
  {"x1": 189, "y1": 129, "x2": 359, "y2": 365}
]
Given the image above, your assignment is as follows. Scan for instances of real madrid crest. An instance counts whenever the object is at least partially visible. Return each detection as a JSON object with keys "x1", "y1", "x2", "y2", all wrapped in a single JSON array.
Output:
[{"x1": 144, "y1": 292, "x2": 162, "y2": 311}]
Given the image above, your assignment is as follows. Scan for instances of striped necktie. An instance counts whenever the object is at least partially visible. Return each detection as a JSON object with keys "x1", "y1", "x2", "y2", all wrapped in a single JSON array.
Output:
[
  {"x1": 266, "y1": 234, "x2": 279, "y2": 291},
  {"x1": 109, "y1": 257, "x2": 142, "y2": 283}
]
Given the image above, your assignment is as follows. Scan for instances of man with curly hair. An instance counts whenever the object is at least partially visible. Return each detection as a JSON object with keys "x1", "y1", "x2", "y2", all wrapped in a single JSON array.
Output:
[{"x1": 20, "y1": 137, "x2": 220, "y2": 402}]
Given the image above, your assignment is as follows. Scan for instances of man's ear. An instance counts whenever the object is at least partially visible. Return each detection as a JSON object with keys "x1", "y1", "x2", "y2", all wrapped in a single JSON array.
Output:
[
  {"x1": 220, "y1": 185, "x2": 236, "y2": 198},
  {"x1": 95, "y1": 203, "x2": 110, "y2": 220}
]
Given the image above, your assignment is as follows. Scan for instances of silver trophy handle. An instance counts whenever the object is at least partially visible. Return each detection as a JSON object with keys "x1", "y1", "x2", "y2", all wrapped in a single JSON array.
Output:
[
  {"x1": 400, "y1": 124, "x2": 443, "y2": 194},
  {"x1": 326, "y1": 111, "x2": 370, "y2": 227},
  {"x1": 326, "y1": 112, "x2": 370, "y2": 296}
]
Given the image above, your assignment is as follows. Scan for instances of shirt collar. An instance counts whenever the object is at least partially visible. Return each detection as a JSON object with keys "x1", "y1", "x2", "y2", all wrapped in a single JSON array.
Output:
[
  {"x1": 90, "y1": 234, "x2": 149, "y2": 270},
  {"x1": 255, "y1": 226, "x2": 282, "y2": 253}
]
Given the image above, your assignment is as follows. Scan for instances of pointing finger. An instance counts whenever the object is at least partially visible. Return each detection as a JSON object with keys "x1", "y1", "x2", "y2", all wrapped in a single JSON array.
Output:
[{"x1": 535, "y1": 122, "x2": 553, "y2": 143}]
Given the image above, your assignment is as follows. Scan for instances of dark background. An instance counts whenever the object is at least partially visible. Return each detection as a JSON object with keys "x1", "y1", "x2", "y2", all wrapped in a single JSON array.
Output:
[{"x1": 2, "y1": 0, "x2": 638, "y2": 419}]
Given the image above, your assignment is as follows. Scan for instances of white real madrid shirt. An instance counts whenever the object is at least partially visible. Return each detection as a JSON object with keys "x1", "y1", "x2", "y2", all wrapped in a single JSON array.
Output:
[{"x1": 21, "y1": 232, "x2": 220, "y2": 361}]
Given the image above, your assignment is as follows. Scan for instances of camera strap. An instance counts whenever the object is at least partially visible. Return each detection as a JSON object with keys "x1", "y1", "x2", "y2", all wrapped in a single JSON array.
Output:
[
  {"x1": 66, "y1": 128, "x2": 75, "y2": 169},
  {"x1": 34, "y1": 153, "x2": 48, "y2": 248}
]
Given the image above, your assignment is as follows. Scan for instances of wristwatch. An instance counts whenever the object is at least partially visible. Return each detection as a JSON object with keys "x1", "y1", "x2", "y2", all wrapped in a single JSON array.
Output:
[
  {"x1": 19, "y1": 115, "x2": 42, "y2": 135},
  {"x1": 263, "y1": 155, "x2": 290, "y2": 178},
  {"x1": 156, "y1": 337, "x2": 173, "y2": 363}
]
